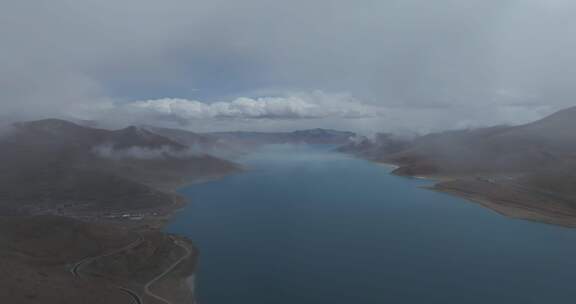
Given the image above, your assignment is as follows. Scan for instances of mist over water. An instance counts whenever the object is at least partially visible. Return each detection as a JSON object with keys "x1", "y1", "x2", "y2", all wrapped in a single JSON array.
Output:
[
  {"x1": 167, "y1": 145, "x2": 576, "y2": 304},
  {"x1": 92, "y1": 144, "x2": 201, "y2": 160}
]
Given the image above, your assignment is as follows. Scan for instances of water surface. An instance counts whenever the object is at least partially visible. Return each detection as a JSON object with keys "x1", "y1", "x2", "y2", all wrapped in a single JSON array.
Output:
[{"x1": 167, "y1": 145, "x2": 576, "y2": 304}]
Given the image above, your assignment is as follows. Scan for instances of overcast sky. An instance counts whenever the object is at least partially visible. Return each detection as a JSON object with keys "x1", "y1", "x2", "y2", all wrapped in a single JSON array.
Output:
[{"x1": 2, "y1": 0, "x2": 576, "y2": 133}]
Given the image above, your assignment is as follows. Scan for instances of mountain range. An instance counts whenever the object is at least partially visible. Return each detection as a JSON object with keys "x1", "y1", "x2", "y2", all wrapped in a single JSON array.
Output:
[
  {"x1": 0, "y1": 119, "x2": 357, "y2": 219},
  {"x1": 340, "y1": 106, "x2": 576, "y2": 226},
  {"x1": 0, "y1": 119, "x2": 239, "y2": 217},
  {"x1": 4, "y1": 108, "x2": 576, "y2": 303},
  {"x1": 207, "y1": 128, "x2": 356, "y2": 145}
]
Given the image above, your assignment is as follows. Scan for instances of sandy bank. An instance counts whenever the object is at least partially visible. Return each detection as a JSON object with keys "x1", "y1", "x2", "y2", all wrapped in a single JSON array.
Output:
[{"x1": 370, "y1": 159, "x2": 576, "y2": 228}]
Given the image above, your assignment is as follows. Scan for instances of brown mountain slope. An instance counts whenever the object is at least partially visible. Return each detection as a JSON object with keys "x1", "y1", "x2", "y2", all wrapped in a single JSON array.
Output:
[
  {"x1": 0, "y1": 215, "x2": 194, "y2": 304},
  {"x1": 342, "y1": 107, "x2": 576, "y2": 177},
  {"x1": 340, "y1": 106, "x2": 576, "y2": 226},
  {"x1": 0, "y1": 120, "x2": 237, "y2": 303},
  {"x1": 0, "y1": 119, "x2": 240, "y2": 215}
]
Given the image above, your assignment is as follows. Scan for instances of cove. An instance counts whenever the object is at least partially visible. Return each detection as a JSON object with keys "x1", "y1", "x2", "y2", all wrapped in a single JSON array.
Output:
[{"x1": 166, "y1": 144, "x2": 576, "y2": 304}]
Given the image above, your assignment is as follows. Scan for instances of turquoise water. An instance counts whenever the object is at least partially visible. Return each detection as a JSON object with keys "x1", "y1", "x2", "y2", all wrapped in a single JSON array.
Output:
[{"x1": 167, "y1": 145, "x2": 576, "y2": 304}]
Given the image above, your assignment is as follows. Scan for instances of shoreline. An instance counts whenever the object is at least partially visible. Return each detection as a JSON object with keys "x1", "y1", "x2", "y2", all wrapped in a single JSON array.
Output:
[
  {"x1": 186, "y1": 274, "x2": 196, "y2": 302},
  {"x1": 76, "y1": 168, "x2": 242, "y2": 304},
  {"x1": 432, "y1": 186, "x2": 576, "y2": 228},
  {"x1": 370, "y1": 159, "x2": 576, "y2": 228},
  {"x1": 153, "y1": 177, "x2": 234, "y2": 301},
  {"x1": 143, "y1": 168, "x2": 243, "y2": 303}
]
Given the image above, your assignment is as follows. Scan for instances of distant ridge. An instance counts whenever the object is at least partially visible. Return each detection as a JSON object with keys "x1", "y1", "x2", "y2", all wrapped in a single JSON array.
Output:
[{"x1": 208, "y1": 128, "x2": 356, "y2": 145}]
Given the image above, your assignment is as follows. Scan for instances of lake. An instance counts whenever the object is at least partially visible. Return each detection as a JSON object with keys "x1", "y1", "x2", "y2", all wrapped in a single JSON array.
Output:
[{"x1": 167, "y1": 144, "x2": 576, "y2": 304}]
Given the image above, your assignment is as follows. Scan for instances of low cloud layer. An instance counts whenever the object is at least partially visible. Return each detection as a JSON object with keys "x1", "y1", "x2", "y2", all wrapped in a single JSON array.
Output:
[
  {"x1": 93, "y1": 144, "x2": 197, "y2": 160},
  {"x1": 123, "y1": 92, "x2": 384, "y2": 120},
  {"x1": 2, "y1": 1, "x2": 576, "y2": 133}
]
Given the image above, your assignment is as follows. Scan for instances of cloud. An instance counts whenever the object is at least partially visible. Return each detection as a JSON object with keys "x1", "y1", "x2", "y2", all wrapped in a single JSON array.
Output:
[
  {"x1": 121, "y1": 92, "x2": 384, "y2": 121},
  {"x1": 2, "y1": 0, "x2": 576, "y2": 132},
  {"x1": 92, "y1": 144, "x2": 198, "y2": 160}
]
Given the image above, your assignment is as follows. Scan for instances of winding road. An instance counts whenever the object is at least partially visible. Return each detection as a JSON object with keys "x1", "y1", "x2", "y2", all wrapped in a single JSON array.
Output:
[
  {"x1": 118, "y1": 287, "x2": 144, "y2": 304},
  {"x1": 71, "y1": 233, "x2": 192, "y2": 304},
  {"x1": 144, "y1": 236, "x2": 192, "y2": 304},
  {"x1": 70, "y1": 233, "x2": 145, "y2": 304},
  {"x1": 71, "y1": 233, "x2": 145, "y2": 278}
]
